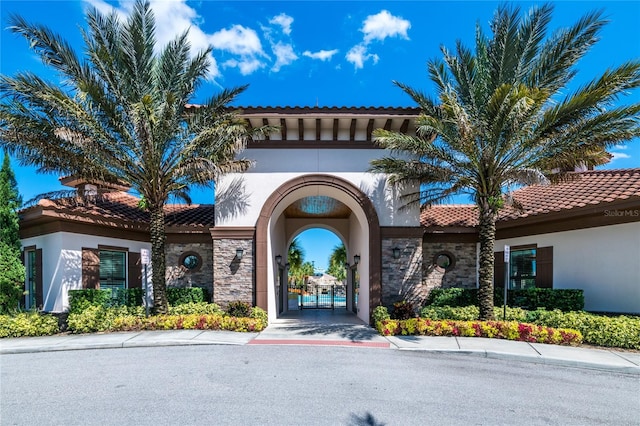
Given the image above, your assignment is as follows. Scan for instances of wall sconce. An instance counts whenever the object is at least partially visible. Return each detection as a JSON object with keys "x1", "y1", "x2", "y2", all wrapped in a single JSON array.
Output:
[
  {"x1": 353, "y1": 254, "x2": 360, "y2": 265},
  {"x1": 236, "y1": 248, "x2": 244, "y2": 260},
  {"x1": 275, "y1": 254, "x2": 282, "y2": 265},
  {"x1": 392, "y1": 247, "x2": 401, "y2": 259}
]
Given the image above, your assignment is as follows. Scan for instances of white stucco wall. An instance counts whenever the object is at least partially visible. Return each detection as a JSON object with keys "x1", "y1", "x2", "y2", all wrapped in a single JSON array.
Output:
[
  {"x1": 21, "y1": 232, "x2": 151, "y2": 312},
  {"x1": 495, "y1": 222, "x2": 640, "y2": 314},
  {"x1": 215, "y1": 148, "x2": 419, "y2": 228}
]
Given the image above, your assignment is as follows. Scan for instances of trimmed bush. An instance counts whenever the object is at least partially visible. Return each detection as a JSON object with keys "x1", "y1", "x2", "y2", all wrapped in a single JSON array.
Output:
[
  {"x1": 68, "y1": 289, "x2": 112, "y2": 313},
  {"x1": 226, "y1": 301, "x2": 252, "y2": 318},
  {"x1": 67, "y1": 301, "x2": 268, "y2": 334},
  {"x1": 376, "y1": 317, "x2": 582, "y2": 346},
  {"x1": 526, "y1": 309, "x2": 640, "y2": 350},
  {"x1": 419, "y1": 305, "x2": 529, "y2": 322},
  {"x1": 167, "y1": 287, "x2": 205, "y2": 305},
  {"x1": 372, "y1": 306, "x2": 391, "y2": 324},
  {"x1": 425, "y1": 288, "x2": 584, "y2": 311},
  {"x1": 168, "y1": 302, "x2": 222, "y2": 316},
  {"x1": 0, "y1": 311, "x2": 60, "y2": 337},
  {"x1": 418, "y1": 305, "x2": 639, "y2": 349},
  {"x1": 391, "y1": 300, "x2": 416, "y2": 320}
]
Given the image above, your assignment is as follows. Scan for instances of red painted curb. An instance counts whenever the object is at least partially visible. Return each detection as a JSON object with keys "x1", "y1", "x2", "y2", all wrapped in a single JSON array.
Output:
[{"x1": 248, "y1": 339, "x2": 390, "y2": 348}]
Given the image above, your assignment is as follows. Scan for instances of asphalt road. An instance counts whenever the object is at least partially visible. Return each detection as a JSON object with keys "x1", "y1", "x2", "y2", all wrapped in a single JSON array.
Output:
[{"x1": 1, "y1": 345, "x2": 638, "y2": 426}]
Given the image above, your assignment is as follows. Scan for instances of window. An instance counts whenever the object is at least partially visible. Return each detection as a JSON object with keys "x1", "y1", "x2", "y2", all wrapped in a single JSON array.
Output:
[
  {"x1": 495, "y1": 246, "x2": 552, "y2": 289},
  {"x1": 433, "y1": 251, "x2": 456, "y2": 270},
  {"x1": 179, "y1": 251, "x2": 203, "y2": 272},
  {"x1": 99, "y1": 250, "x2": 127, "y2": 292},
  {"x1": 509, "y1": 248, "x2": 536, "y2": 289}
]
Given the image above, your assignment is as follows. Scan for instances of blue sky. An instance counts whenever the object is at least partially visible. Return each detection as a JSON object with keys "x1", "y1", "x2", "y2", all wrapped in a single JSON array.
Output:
[{"x1": 2, "y1": 0, "x2": 639, "y2": 269}]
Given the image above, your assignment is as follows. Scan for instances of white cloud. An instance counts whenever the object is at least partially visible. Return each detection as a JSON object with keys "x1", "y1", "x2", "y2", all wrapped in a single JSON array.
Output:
[
  {"x1": 209, "y1": 25, "x2": 269, "y2": 75},
  {"x1": 361, "y1": 10, "x2": 410, "y2": 43},
  {"x1": 222, "y1": 58, "x2": 265, "y2": 76},
  {"x1": 303, "y1": 49, "x2": 339, "y2": 61},
  {"x1": 83, "y1": 0, "x2": 221, "y2": 78},
  {"x1": 345, "y1": 10, "x2": 410, "y2": 71},
  {"x1": 611, "y1": 152, "x2": 631, "y2": 161},
  {"x1": 269, "y1": 13, "x2": 294, "y2": 35},
  {"x1": 346, "y1": 44, "x2": 379, "y2": 70},
  {"x1": 271, "y1": 42, "x2": 298, "y2": 72},
  {"x1": 614, "y1": 144, "x2": 628, "y2": 150},
  {"x1": 210, "y1": 25, "x2": 264, "y2": 56}
]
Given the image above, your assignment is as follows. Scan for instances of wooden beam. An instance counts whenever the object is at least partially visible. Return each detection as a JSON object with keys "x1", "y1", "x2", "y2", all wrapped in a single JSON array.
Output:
[
  {"x1": 280, "y1": 118, "x2": 287, "y2": 140},
  {"x1": 366, "y1": 119, "x2": 375, "y2": 141},
  {"x1": 350, "y1": 118, "x2": 357, "y2": 141},
  {"x1": 316, "y1": 118, "x2": 321, "y2": 141},
  {"x1": 333, "y1": 118, "x2": 339, "y2": 140},
  {"x1": 400, "y1": 119, "x2": 410, "y2": 133},
  {"x1": 298, "y1": 118, "x2": 304, "y2": 140},
  {"x1": 262, "y1": 118, "x2": 270, "y2": 140},
  {"x1": 383, "y1": 118, "x2": 392, "y2": 131}
]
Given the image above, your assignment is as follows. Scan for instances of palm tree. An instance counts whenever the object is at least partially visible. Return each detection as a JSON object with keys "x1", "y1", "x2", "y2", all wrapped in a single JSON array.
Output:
[
  {"x1": 287, "y1": 237, "x2": 305, "y2": 287},
  {"x1": 327, "y1": 243, "x2": 347, "y2": 282},
  {"x1": 370, "y1": 3, "x2": 640, "y2": 320},
  {"x1": 0, "y1": 1, "x2": 268, "y2": 313}
]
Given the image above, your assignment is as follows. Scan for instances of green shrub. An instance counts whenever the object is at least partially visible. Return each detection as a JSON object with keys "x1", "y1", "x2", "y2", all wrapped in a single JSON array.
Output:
[
  {"x1": 372, "y1": 306, "x2": 390, "y2": 324},
  {"x1": 391, "y1": 300, "x2": 416, "y2": 320},
  {"x1": 68, "y1": 289, "x2": 112, "y2": 313},
  {"x1": 420, "y1": 305, "x2": 480, "y2": 320},
  {"x1": 167, "y1": 287, "x2": 205, "y2": 305},
  {"x1": 376, "y1": 317, "x2": 582, "y2": 346},
  {"x1": 168, "y1": 302, "x2": 223, "y2": 315},
  {"x1": 526, "y1": 310, "x2": 640, "y2": 349},
  {"x1": 426, "y1": 288, "x2": 478, "y2": 307},
  {"x1": 249, "y1": 306, "x2": 269, "y2": 329},
  {"x1": 425, "y1": 288, "x2": 584, "y2": 311},
  {"x1": 226, "y1": 301, "x2": 252, "y2": 317},
  {"x1": 0, "y1": 311, "x2": 60, "y2": 337}
]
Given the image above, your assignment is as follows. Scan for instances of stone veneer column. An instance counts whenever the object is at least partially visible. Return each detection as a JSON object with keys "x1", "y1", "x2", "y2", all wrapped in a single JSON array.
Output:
[
  {"x1": 380, "y1": 228, "x2": 424, "y2": 309},
  {"x1": 211, "y1": 228, "x2": 255, "y2": 309},
  {"x1": 422, "y1": 238, "x2": 478, "y2": 291}
]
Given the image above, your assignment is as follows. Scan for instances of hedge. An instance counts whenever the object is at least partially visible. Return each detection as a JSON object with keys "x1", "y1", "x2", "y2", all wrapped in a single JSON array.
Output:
[
  {"x1": 418, "y1": 305, "x2": 640, "y2": 349},
  {"x1": 0, "y1": 311, "x2": 60, "y2": 337},
  {"x1": 376, "y1": 317, "x2": 582, "y2": 346},
  {"x1": 425, "y1": 288, "x2": 584, "y2": 311},
  {"x1": 69, "y1": 287, "x2": 207, "y2": 313},
  {"x1": 66, "y1": 304, "x2": 268, "y2": 334}
]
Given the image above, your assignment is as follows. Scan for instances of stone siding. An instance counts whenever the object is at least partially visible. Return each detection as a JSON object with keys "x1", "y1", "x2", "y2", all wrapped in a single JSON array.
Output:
[
  {"x1": 166, "y1": 242, "x2": 213, "y2": 301},
  {"x1": 423, "y1": 241, "x2": 477, "y2": 298},
  {"x1": 381, "y1": 237, "x2": 424, "y2": 309},
  {"x1": 212, "y1": 238, "x2": 254, "y2": 308}
]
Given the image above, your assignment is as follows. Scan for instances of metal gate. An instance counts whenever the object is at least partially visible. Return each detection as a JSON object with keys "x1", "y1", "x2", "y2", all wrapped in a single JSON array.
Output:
[{"x1": 288, "y1": 284, "x2": 347, "y2": 310}]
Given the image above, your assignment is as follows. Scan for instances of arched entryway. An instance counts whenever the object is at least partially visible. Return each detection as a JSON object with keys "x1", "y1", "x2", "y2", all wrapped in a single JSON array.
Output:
[{"x1": 255, "y1": 175, "x2": 381, "y2": 324}]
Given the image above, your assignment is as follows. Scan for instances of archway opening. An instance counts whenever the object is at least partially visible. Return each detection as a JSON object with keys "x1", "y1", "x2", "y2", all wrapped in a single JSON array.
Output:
[
  {"x1": 256, "y1": 175, "x2": 381, "y2": 325},
  {"x1": 285, "y1": 228, "x2": 350, "y2": 312}
]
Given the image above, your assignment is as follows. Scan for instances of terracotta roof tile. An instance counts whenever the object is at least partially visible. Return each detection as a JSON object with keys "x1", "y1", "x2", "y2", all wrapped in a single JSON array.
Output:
[
  {"x1": 26, "y1": 192, "x2": 214, "y2": 228},
  {"x1": 421, "y1": 169, "x2": 640, "y2": 228}
]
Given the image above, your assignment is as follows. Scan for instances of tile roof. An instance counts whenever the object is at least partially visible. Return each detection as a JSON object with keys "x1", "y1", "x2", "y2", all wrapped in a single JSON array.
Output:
[
  {"x1": 29, "y1": 191, "x2": 214, "y2": 228},
  {"x1": 421, "y1": 169, "x2": 640, "y2": 228}
]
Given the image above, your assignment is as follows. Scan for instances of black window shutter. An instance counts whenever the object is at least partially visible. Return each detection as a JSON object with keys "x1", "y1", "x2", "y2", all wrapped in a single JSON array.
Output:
[
  {"x1": 494, "y1": 251, "x2": 505, "y2": 288},
  {"x1": 536, "y1": 246, "x2": 553, "y2": 288}
]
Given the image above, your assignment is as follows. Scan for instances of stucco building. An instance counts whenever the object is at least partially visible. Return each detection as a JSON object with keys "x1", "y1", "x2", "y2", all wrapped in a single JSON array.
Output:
[{"x1": 18, "y1": 107, "x2": 640, "y2": 321}]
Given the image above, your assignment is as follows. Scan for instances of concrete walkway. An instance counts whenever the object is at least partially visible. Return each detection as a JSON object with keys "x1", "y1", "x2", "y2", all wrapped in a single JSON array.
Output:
[{"x1": 2, "y1": 310, "x2": 639, "y2": 375}]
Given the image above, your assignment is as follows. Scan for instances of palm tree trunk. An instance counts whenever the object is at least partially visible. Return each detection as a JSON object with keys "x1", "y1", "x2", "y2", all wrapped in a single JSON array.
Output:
[
  {"x1": 477, "y1": 199, "x2": 497, "y2": 320},
  {"x1": 150, "y1": 205, "x2": 168, "y2": 314}
]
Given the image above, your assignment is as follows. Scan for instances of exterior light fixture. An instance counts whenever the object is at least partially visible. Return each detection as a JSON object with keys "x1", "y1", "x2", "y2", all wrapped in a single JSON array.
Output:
[
  {"x1": 236, "y1": 248, "x2": 244, "y2": 260},
  {"x1": 275, "y1": 254, "x2": 282, "y2": 265},
  {"x1": 392, "y1": 247, "x2": 401, "y2": 259},
  {"x1": 353, "y1": 254, "x2": 360, "y2": 265}
]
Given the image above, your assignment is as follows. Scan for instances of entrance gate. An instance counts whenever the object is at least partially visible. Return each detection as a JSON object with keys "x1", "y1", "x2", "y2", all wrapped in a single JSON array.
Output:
[{"x1": 288, "y1": 283, "x2": 347, "y2": 310}]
